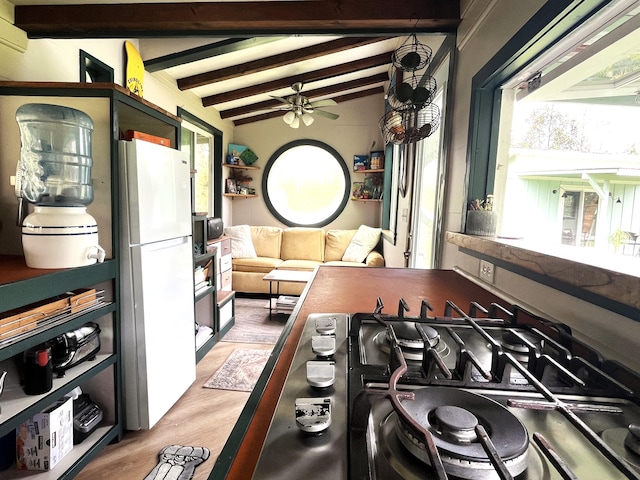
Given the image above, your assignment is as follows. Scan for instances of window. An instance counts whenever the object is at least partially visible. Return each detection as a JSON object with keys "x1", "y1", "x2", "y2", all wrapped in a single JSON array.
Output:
[
  {"x1": 178, "y1": 109, "x2": 223, "y2": 218},
  {"x1": 469, "y1": 0, "x2": 640, "y2": 274},
  {"x1": 262, "y1": 140, "x2": 349, "y2": 226}
]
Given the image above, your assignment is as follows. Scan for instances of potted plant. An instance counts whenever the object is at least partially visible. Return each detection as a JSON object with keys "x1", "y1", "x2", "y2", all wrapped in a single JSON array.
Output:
[{"x1": 466, "y1": 195, "x2": 497, "y2": 236}]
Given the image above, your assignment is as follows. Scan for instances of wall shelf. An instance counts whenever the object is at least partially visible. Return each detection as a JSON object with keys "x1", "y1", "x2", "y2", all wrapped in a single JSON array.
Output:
[
  {"x1": 223, "y1": 193, "x2": 258, "y2": 198},
  {"x1": 224, "y1": 163, "x2": 260, "y2": 171},
  {"x1": 351, "y1": 198, "x2": 382, "y2": 203}
]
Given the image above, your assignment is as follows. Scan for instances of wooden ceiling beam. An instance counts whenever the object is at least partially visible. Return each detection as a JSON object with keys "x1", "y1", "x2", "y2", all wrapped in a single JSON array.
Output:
[
  {"x1": 145, "y1": 37, "x2": 286, "y2": 72},
  {"x1": 15, "y1": 1, "x2": 460, "y2": 38},
  {"x1": 202, "y1": 51, "x2": 394, "y2": 106},
  {"x1": 220, "y1": 72, "x2": 388, "y2": 119},
  {"x1": 233, "y1": 85, "x2": 384, "y2": 126},
  {"x1": 178, "y1": 37, "x2": 386, "y2": 90}
]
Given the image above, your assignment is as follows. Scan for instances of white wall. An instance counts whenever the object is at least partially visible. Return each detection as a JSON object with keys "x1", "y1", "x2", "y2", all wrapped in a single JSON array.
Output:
[
  {"x1": 0, "y1": 36, "x2": 236, "y2": 227},
  {"x1": 232, "y1": 95, "x2": 385, "y2": 231}
]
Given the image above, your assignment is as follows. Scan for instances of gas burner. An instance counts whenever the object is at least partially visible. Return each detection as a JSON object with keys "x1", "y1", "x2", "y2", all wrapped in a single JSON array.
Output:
[
  {"x1": 601, "y1": 427, "x2": 640, "y2": 471},
  {"x1": 393, "y1": 387, "x2": 529, "y2": 479},
  {"x1": 372, "y1": 322, "x2": 449, "y2": 361},
  {"x1": 500, "y1": 330, "x2": 541, "y2": 363}
]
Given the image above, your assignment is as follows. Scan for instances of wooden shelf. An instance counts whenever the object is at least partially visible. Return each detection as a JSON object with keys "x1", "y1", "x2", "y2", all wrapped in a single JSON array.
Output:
[
  {"x1": 223, "y1": 193, "x2": 258, "y2": 198},
  {"x1": 353, "y1": 169, "x2": 384, "y2": 173},
  {"x1": 224, "y1": 163, "x2": 260, "y2": 170},
  {"x1": 351, "y1": 198, "x2": 382, "y2": 202}
]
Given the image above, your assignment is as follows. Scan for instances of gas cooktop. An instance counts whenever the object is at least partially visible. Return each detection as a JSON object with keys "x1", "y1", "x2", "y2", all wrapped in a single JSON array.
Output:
[{"x1": 251, "y1": 297, "x2": 640, "y2": 480}]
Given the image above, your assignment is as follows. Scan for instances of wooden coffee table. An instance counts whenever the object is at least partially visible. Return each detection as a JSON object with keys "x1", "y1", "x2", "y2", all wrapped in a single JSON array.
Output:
[{"x1": 263, "y1": 269, "x2": 313, "y2": 319}]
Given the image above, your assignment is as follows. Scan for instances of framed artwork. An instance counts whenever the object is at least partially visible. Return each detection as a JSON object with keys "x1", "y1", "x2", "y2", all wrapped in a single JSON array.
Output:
[{"x1": 226, "y1": 179, "x2": 237, "y2": 194}]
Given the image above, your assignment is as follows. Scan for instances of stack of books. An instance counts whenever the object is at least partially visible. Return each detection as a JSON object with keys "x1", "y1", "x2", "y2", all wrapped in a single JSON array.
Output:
[
  {"x1": 276, "y1": 295, "x2": 298, "y2": 311},
  {"x1": 194, "y1": 259, "x2": 213, "y2": 296}
]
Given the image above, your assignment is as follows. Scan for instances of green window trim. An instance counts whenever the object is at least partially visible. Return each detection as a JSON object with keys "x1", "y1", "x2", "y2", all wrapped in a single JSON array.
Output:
[{"x1": 467, "y1": 0, "x2": 613, "y2": 203}]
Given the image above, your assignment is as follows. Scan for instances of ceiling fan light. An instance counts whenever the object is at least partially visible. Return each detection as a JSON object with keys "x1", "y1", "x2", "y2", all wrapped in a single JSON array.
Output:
[
  {"x1": 302, "y1": 113, "x2": 314, "y2": 126},
  {"x1": 290, "y1": 116, "x2": 300, "y2": 129},
  {"x1": 283, "y1": 110, "x2": 296, "y2": 125}
]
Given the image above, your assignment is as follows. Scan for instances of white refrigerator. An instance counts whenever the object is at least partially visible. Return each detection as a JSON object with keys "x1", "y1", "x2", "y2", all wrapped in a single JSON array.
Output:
[{"x1": 118, "y1": 139, "x2": 196, "y2": 430}]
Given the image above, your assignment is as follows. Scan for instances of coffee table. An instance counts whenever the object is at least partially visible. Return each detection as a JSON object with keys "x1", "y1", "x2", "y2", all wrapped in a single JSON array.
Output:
[{"x1": 263, "y1": 269, "x2": 313, "y2": 319}]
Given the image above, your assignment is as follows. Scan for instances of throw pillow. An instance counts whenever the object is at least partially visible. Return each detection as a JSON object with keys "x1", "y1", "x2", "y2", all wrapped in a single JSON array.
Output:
[
  {"x1": 224, "y1": 225, "x2": 257, "y2": 258},
  {"x1": 342, "y1": 225, "x2": 381, "y2": 263}
]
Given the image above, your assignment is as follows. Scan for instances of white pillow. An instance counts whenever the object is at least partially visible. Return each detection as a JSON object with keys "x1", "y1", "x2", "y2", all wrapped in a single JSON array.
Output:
[
  {"x1": 342, "y1": 225, "x2": 381, "y2": 263},
  {"x1": 224, "y1": 225, "x2": 257, "y2": 258}
]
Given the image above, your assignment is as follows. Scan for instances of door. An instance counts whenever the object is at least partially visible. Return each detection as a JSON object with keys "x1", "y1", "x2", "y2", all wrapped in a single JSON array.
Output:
[
  {"x1": 121, "y1": 139, "x2": 192, "y2": 244},
  {"x1": 127, "y1": 236, "x2": 196, "y2": 430}
]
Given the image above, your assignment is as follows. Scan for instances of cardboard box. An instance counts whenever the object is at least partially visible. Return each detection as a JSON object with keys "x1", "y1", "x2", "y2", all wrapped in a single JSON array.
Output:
[{"x1": 16, "y1": 397, "x2": 73, "y2": 471}]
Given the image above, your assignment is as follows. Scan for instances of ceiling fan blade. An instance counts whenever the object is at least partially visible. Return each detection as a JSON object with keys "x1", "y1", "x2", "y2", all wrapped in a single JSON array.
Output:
[
  {"x1": 270, "y1": 95, "x2": 292, "y2": 105},
  {"x1": 309, "y1": 99, "x2": 337, "y2": 108},
  {"x1": 313, "y1": 109, "x2": 340, "y2": 120}
]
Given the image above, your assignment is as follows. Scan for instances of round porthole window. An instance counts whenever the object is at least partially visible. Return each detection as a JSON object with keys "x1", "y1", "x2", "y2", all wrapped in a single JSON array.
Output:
[{"x1": 262, "y1": 140, "x2": 349, "y2": 227}]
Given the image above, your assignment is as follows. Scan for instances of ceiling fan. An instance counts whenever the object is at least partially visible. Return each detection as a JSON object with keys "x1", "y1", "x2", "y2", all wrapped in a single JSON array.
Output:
[{"x1": 271, "y1": 82, "x2": 339, "y2": 128}]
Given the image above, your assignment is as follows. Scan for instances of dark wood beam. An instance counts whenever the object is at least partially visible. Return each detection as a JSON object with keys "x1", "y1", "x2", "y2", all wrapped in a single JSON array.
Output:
[
  {"x1": 15, "y1": 1, "x2": 460, "y2": 38},
  {"x1": 178, "y1": 37, "x2": 386, "y2": 90},
  {"x1": 220, "y1": 72, "x2": 388, "y2": 119},
  {"x1": 145, "y1": 37, "x2": 285, "y2": 72},
  {"x1": 233, "y1": 86, "x2": 384, "y2": 126},
  {"x1": 203, "y1": 51, "x2": 394, "y2": 106}
]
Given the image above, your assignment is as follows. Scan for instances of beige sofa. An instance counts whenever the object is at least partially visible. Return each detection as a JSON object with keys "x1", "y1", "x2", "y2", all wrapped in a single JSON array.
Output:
[{"x1": 229, "y1": 226, "x2": 385, "y2": 295}]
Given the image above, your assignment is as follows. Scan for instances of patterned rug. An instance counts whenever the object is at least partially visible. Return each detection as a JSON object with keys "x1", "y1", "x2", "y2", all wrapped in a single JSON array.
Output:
[
  {"x1": 203, "y1": 348, "x2": 272, "y2": 392},
  {"x1": 222, "y1": 297, "x2": 285, "y2": 344}
]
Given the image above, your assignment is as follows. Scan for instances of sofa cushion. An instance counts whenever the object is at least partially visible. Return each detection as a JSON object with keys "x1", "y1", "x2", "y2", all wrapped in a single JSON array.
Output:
[
  {"x1": 251, "y1": 226, "x2": 282, "y2": 258},
  {"x1": 342, "y1": 225, "x2": 381, "y2": 263},
  {"x1": 280, "y1": 227, "x2": 325, "y2": 261},
  {"x1": 233, "y1": 256, "x2": 283, "y2": 274},
  {"x1": 278, "y1": 259, "x2": 323, "y2": 271},
  {"x1": 224, "y1": 224, "x2": 257, "y2": 258},
  {"x1": 324, "y1": 229, "x2": 356, "y2": 262}
]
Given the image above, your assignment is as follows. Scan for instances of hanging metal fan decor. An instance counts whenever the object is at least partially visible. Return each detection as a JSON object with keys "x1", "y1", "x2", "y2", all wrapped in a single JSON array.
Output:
[
  {"x1": 392, "y1": 33, "x2": 433, "y2": 72},
  {"x1": 387, "y1": 73, "x2": 437, "y2": 113},
  {"x1": 271, "y1": 82, "x2": 339, "y2": 128},
  {"x1": 379, "y1": 104, "x2": 441, "y2": 145}
]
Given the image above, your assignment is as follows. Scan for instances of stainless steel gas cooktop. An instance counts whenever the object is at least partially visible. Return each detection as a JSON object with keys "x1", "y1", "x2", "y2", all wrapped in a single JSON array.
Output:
[{"x1": 251, "y1": 298, "x2": 640, "y2": 480}]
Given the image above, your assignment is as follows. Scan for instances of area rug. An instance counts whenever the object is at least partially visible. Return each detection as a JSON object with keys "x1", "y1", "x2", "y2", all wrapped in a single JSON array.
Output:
[
  {"x1": 144, "y1": 445, "x2": 210, "y2": 480},
  {"x1": 203, "y1": 348, "x2": 272, "y2": 392},
  {"x1": 222, "y1": 297, "x2": 285, "y2": 344}
]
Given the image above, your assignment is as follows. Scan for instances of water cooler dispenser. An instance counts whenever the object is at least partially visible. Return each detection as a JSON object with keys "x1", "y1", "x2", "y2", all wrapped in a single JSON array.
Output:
[{"x1": 15, "y1": 103, "x2": 105, "y2": 268}]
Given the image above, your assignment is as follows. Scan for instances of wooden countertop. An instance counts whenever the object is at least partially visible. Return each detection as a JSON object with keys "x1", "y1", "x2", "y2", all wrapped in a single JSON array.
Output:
[{"x1": 212, "y1": 267, "x2": 507, "y2": 479}]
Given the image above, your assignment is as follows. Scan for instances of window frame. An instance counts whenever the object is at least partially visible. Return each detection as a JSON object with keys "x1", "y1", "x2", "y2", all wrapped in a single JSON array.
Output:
[
  {"x1": 261, "y1": 139, "x2": 350, "y2": 227},
  {"x1": 178, "y1": 108, "x2": 223, "y2": 218},
  {"x1": 466, "y1": 0, "x2": 613, "y2": 207}
]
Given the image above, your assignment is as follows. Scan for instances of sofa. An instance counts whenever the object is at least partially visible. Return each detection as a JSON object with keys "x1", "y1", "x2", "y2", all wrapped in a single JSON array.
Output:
[{"x1": 225, "y1": 225, "x2": 385, "y2": 295}]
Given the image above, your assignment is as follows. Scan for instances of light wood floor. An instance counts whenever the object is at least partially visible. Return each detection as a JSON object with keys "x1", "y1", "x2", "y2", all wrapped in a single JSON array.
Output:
[{"x1": 75, "y1": 341, "x2": 272, "y2": 480}]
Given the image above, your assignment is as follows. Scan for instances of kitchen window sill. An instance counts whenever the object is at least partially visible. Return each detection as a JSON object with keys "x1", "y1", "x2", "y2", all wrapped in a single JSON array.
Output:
[{"x1": 445, "y1": 232, "x2": 640, "y2": 318}]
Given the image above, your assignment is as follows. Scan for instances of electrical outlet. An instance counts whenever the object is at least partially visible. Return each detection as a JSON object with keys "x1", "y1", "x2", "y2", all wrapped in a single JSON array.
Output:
[{"x1": 479, "y1": 260, "x2": 494, "y2": 283}]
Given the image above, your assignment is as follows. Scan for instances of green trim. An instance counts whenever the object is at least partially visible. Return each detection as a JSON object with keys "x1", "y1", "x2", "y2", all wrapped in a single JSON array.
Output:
[
  {"x1": 467, "y1": 0, "x2": 614, "y2": 203},
  {"x1": 178, "y1": 108, "x2": 224, "y2": 218}
]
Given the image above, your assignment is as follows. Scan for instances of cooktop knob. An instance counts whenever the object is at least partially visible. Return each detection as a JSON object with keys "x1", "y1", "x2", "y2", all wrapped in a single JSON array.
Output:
[
  {"x1": 306, "y1": 361, "x2": 335, "y2": 389},
  {"x1": 312, "y1": 335, "x2": 336, "y2": 357},
  {"x1": 315, "y1": 315, "x2": 337, "y2": 335},
  {"x1": 295, "y1": 397, "x2": 331, "y2": 435}
]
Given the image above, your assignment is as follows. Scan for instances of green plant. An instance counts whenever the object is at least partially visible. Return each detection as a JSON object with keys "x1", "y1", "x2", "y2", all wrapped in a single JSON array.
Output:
[{"x1": 469, "y1": 194, "x2": 494, "y2": 211}]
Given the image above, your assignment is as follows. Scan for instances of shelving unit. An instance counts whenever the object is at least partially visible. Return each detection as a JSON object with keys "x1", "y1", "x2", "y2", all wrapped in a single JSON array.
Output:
[
  {"x1": 0, "y1": 81, "x2": 181, "y2": 478},
  {"x1": 207, "y1": 235, "x2": 235, "y2": 342},
  {"x1": 352, "y1": 168, "x2": 384, "y2": 201},
  {"x1": 192, "y1": 216, "x2": 218, "y2": 362},
  {"x1": 224, "y1": 163, "x2": 259, "y2": 198}
]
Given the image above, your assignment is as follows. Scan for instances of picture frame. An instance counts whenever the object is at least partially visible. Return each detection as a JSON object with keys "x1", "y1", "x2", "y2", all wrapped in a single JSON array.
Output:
[{"x1": 226, "y1": 178, "x2": 237, "y2": 194}]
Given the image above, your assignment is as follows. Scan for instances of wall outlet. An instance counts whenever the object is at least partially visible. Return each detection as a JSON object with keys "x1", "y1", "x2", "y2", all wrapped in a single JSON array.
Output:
[{"x1": 479, "y1": 260, "x2": 494, "y2": 283}]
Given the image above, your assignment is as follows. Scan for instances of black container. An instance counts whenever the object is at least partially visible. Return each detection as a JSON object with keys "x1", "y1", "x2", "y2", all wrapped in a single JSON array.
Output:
[{"x1": 22, "y1": 343, "x2": 52, "y2": 395}]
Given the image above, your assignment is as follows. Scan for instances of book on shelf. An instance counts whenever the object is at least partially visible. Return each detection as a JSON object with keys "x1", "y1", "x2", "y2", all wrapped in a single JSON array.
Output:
[
  {"x1": 195, "y1": 280, "x2": 211, "y2": 296},
  {"x1": 276, "y1": 295, "x2": 298, "y2": 308}
]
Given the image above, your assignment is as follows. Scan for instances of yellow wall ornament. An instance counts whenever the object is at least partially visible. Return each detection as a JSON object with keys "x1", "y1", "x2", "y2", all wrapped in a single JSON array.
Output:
[{"x1": 124, "y1": 40, "x2": 144, "y2": 97}]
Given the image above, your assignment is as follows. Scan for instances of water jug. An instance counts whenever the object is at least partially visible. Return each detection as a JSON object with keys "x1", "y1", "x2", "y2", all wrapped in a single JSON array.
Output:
[{"x1": 15, "y1": 103, "x2": 95, "y2": 207}]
